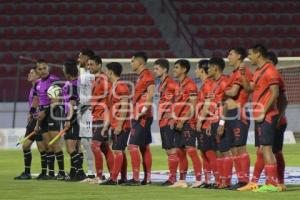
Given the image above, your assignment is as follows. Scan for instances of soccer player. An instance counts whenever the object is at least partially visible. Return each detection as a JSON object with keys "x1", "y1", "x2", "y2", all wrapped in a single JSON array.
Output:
[
  {"x1": 14, "y1": 67, "x2": 45, "y2": 180},
  {"x1": 195, "y1": 60, "x2": 218, "y2": 188},
  {"x1": 34, "y1": 59, "x2": 65, "y2": 180},
  {"x1": 126, "y1": 52, "x2": 154, "y2": 185},
  {"x1": 77, "y1": 49, "x2": 96, "y2": 180},
  {"x1": 238, "y1": 44, "x2": 281, "y2": 192},
  {"x1": 88, "y1": 55, "x2": 114, "y2": 184},
  {"x1": 171, "y1": 59, "x2": 202, "y2": 188},
  {"x1": 100, "y1": 62, "x2": 131, "y2": 185},
  {"x1": 153, "y1": 59, "x2": 179, "y2": 186},
  {"x1": 62, "y1": 59, "x2": 86, "y2": 181},
  {"x1": 222, "y1": 47, "x2": 252, "y2": 190},
  {"x1": 206, "y1": 58, "x2": 231, "y2": 189}
]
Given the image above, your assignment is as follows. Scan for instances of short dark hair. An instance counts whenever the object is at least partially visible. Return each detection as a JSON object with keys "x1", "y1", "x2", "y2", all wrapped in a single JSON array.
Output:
[
  {"x1": 230, "y1": 47, "x2": 247, "y2": 61},
  {"x1": 64, "y1": 59, "x2": 78, "y2": 77},
  {"x1": 133, "y1": 51, "x2": 148, "y2": 63},
  {"x1": 250, "y1": 44, "x2": 268, "y2": 58},
  {"x1": 154, "y1": 58, "x2": 170, "y2": 73},
  {"x1": 175, "y1": 59, "x2": 191, "y2": 74},
  {"x1": 198, "y1": 59, "x2": 209, "y2": 74},
  {"x1": 89, "y1": 55, "x2": 102, "y2": 65},
  {"x1": 106, "y1": 62, "x2": 122, "y2": 77},
  {"x1": 266, "y1": 51, "x2": 278, "y2": 65},
  {"x1": 36, "y1": 59, "x2": 47, "y2": 64},
  {"x1": 208, "y1": 57, "x2": 225, "y2": 71},
  {"x1": 80, "y1": 48, "x2": 94, "y2": 59}
]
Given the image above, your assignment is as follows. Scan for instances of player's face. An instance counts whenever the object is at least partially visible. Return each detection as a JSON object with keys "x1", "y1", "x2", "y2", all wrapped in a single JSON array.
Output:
[
  {"x1": 173, "y1": 64, "x2": 184, "y2": 78},
  {"x1": 195, "y1": 67, "x2": 202, "y2": 78},
  {"x1": 27, "y1": 69, "x2": 39, "y2": 82},
  {"x1": 227, "y1": 50, "x2": 240, "y2": 66},
  {"x1": 248, "y1": 49, "x2": 258, "y2": 65},
  {"x1": 88, "y1": 60, "x2": 101, "y2": 74},
  {"x1": 131, "y1": 57, "x2": 142, "y2": 72},
  {"x1": 208, "y1": 64, "x2": 216, "y2": 78},
  {"x1": 104, "y1": 68, "x2": 113, "y2": 80},
  {"x1": 36, "y1": 63, "x2": 49, "y2": 78},
  {"x1": 78, "y1": 53, "x2": 88, "y2": 67},
  {"x1": 153, "y1": 65, "x2": 165, "y2": 78}
]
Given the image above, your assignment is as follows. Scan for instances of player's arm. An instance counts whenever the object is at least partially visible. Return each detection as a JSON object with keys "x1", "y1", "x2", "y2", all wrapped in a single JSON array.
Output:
[
  {"x1": 261, "y1": 84, "x2": 279, "y2": 121},
  {"x1": 225, "y1": 84, "x2": 241, "y2": 97},
  {"x1": 137, "y1": 83, "x2": 155, "y2": 118},
  {"x1": 176, "y1": 93, "x2": 197, "y2": 130},
  {"x1": 239, "y1": 65, "x2": 253, "y2": 93},
  {"x1": 277, "y1": 92, "x2": 288, "y2": 119}
]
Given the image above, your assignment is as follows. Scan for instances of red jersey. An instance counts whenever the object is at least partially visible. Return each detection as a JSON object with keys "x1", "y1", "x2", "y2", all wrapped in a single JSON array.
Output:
[
  {"x1": 91, "y1": 73, "x2": 112, "y2": 121},
  {"x1": 209, "y1": 74, "x2": 230, "y2": 123},
  {"x1": 174, "y1": 76, "x2": 198, "y2": 127},
  {"x1": 158, "y1": 75, "x2": 179, "y2": 128},
  {"x1": 133, "y1": 68, "x2": 155, "y2": 126},
  {"x1": 226, "y1": 66, "x2": 253, "y2": 107},
  {"x1": 197, "y1": 78, "x2": 214, "y2": 129},
  {"x1": 108, "y1": 80, "x2": 131, "y2": 130},
  {"x1": 251, "y1": 63, "x2": 280, "y2": 123}
]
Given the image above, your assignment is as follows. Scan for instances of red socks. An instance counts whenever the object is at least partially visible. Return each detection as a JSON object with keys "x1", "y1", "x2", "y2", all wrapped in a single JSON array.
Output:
[
  {"x1": 223, "y1": 156, "x2": 233, "y2": 185},
  {"x1": 111, "y1": 151, "x2": 124, "y2": 181},
  {"x1": 141, "y1": 145, "x2": 152, "y2": 182},
  {"x1": 240, "y1": 153, "x2": 250, "y2": 183},
  {"x1": 102, "y1": 143, "x2": 114, "y2": 177},
  {"x1": 202, "y1": 153, "x2": 211, "y2": 184},
  {"x1": 177, "y1": 148, "x2": 188, "y2": 180},
  {"x1": 216, "y1": 158, "x2": 223, "y2": 185},
  {"x1": 205, "y1": 150, "x2": 217, "y2": 183},
  {"x1": 187, "y1": 147, "x2": 202, "y2": 181},
  {"x1": 128, "y1": 145, "x2": 141, "y2": 181},
  {"x1": 265, "y1": 164, "x2": 278, "y2": 186},
  {"x1": 91, "y1": 140, "x2": 103, "y2": 178},
  {"x1": 251, "y1": 148, "x2": 264, "y2": 183},
  {"x1": 167, "y1": 152, "x2": 179, "y2": 183},
  {"x1": 121, "y1": 152, "x2": 127, "y2": 181},
  {"x1": 233, "y1": 156, "x2": 243, "y2": 183},
  {"x1": 275, "y1": 152, "x2": 285, "y2": 184}
]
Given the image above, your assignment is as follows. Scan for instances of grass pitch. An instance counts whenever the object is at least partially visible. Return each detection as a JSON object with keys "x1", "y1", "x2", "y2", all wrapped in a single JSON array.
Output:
[{"x1": 1, "y1": 144, "x2": 300, "y2": 200}]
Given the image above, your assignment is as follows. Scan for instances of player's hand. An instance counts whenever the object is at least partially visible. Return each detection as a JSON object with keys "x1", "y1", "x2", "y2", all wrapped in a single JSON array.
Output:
[
  {"x1": 101, "y1": 126, "x2": 108, "y2": 137},
  {"x1": 169, "y1": 120, "x2": 175, "y2": 130},
  {"x1": 175, "y1": 121, "x2": 184, "y2": 131},
  {"x1": 38, "y1": 111, "x2": 46, "y2": 121},
  {"x1": 206, "y1": 125, "x2": 211, "y2": 136},
  {"x1": 256, "y1": 111, "x2": 266, "y2": 123},
  {"x1": 27, "y1": 114, "x2": 32, "y2": 123},
  {"x1": 239, "y1": 63, "x2": 246, "y2": 75},
  {"x1": 64, "y1": 121, "x2": 71, "y2": 130},
  {"x1": 34, "y1": 124, "x2": 40, "y2": 133},
  {"x1": 114, "y1": 126, "x2": 122, "y2": 135},
  {"x1": 217, "y1": 125, "x2": 225, "y2": 137},
  {"x1": 196, "y1": 120, "x2": 203, "y2": 132},
  {"x1": 135, "y1": 113, "x2": 143, "y2": 121}
]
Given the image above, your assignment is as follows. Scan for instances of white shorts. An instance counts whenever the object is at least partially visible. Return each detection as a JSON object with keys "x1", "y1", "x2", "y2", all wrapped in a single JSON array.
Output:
[{"x1": 79, "y1": 109, "x2": 93, "y2": 138}]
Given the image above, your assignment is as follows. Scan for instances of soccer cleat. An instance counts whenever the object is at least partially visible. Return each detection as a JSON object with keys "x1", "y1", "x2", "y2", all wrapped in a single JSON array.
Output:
[
  {"x1": 123, "y1": 179, "x2": 141, "y2": 186},
  {"x1": 118, "y1": 179, "x2": 127, "y2": 184},
  {"x1": 76, "y1": 172, "x2": 87, "y2": 181},
  {"x1": 80, "y1": 178, "x2": 93, "y2": 183},
  {"x1": 88, "y1": 177, "x2": 103, "y2": 185},
  {"x1": 141, "y1": 180, "x2": 152, "y2": 185},
  {"x1": 87, "y1": 174, "x2": 96, "y2": 179},
  {"x1": 47, "y1": 175, "x2": 57, "y2": 180},
  {"x1": 208, "y1": 183, "x2": 219, "y2": 189},
  {"x1": 199, "y1": 183, "x2": 212, "y2": 189},
  {"x1": 278, "y1": 184, "x2": 287, "y2": 191},
  {"x1": 100, "y1": 179, "x2": 117, "y2": 185},
  {"x1": 56, "y1": 172, "x2": 67, "y2": 181},
  {"x1": 161, "y1": 180, "x2": 174, "y2": 186},
  {"x1": 228, "y1": 182, "x2": 248, "y2": 190},
  {"x1": 218, "y1": 184, "x2": 231, "y2": 190},
  {"x1": 14, "y1": 172, "x2": 31, "y2": 180},
  {"x1": 252, "y1": 184, "x2": 280, "y2": 192},
  {"x1": 36, "y1": 173, "x2": 49, "y2": 180},
  {"x1": 237, "y1": 182, "x2": 259, "y2": 191},
  {"x1": 168, "y1": 180, "x2": 188, "y2": 188},
  {"x1": 190, "y1": 181, "x2": 203, "y2": 188}
]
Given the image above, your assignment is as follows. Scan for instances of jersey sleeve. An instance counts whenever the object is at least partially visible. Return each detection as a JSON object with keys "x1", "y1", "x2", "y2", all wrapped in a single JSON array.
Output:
[{"x1": 266, "y1": 67, "x2": 280, "y2": 86}]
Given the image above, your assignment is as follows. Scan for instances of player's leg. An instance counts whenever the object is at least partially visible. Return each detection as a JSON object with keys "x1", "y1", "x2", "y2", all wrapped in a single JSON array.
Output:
[
  {"x1": 49, "y1": 131, "x2": 65, "y2": 178},
  {"x1": 81, "y1": 137, "x2": 95, "y2": 178},
  {"x1": 101, "y1": 141, "x2": 114, "y2": 178}
]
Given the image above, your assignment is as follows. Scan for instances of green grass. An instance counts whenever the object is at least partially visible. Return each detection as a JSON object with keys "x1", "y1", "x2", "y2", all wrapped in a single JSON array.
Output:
[{"x1": 1, "y1": 144, "x2": 300, "y2": 200}]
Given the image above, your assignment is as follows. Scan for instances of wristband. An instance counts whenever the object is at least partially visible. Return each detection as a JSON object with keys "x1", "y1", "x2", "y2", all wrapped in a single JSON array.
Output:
[
  {"x1": 219, "y1": 119, "x2": 225, "y2": 126},
  {"x1": 141, "y1": 106, "x2": 148, "y2": 114}
]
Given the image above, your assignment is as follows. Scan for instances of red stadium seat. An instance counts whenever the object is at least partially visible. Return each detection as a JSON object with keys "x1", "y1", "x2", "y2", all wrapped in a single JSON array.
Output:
[
  {"x1": 15, "y1": 28, "x2": 29, "y2": 39},
  {"x1": 222, "y1": 27, "x2": 235, "y2": 38},
  {"x1": 22, "y1": 41, "x2": 35, "y2": 51},
  {"x1": 42, "y1": 28, "x2": 56, "y2": 39},
  {"x1": 209, "y1": 27, "x2": 221, "y2": 37},
  {"x1": 259, "y1": 27, "x2": 272, "y2": 38},
  {"x1": 150, "y1": 51, "x2": 161, "y2": 58},
  {"x1": 281, "y1": 39, "x2": 294, "y2": 49},
  {"x1": 212, "y1": 51, "x2": 224, "y2": 57},
  {"x1": 111, "y1": 51, "x2": 123, "y2": 58},
  {"x1": 1, "y1": 28, "x2": 15, "y2": 39},
  {"x1": 268, "y1": 38, "x2": 281, "y2": 49},
  {"x1": 229, "y1": 39, "x2": 241, "y2": 47},
  {"x1": 155, "y1": 40, "x2": 169, "y2": 50},
  {"x1": 63, "y1": 16, "x2": 75, "y2": 26},
  {"x1": 164, "y1": 51, "x2": 176, "y2": 58},
  {"x1": 134, "y1": 3, "x2": 146, "y2": 14},
  {"x1": 141, "y1": 16, "x2": 154, "y2": 26},
  {"x1": 9, "y1": 16, "x2": 22, "y2": 26},
  {"x1": 189, "y1": 16, "x2": 199, "y2": 25},
  {"x1": 69, "y1": 27, "x2": 82, "y2": 38},
  {"x1": 104, "y1": 40, "x2": 115, "y2": 50},
  {"x1": 130, "y1": 40, "x2": 143, "y2": 50},
  {"x1": 122, "y1": 27, "x2": 135, "y2": 38},
  {"x1": 36, "y1": 41, "x2": 48, "y2": 51},
  {"x1": 109, "y1": 4, "x2": 121, "y2": 14},
  {"x1": 254, "y1": 15, "x2": 265, "y2": 25},
  {"x1": 200, "y1": 15, "x2": 213, "y2": 25},
  {"x1": 50, "y1": 16, "x2": 62, "y2": 26},
  {"x1": 8, "y1": 41, "x2": 22, "y2": 51},
  {"x1": 2, "y1": 4, "x2": 15, "y2": 15},
  {"x1": 1, "y1": 53, "x2": 15, "y2": 64},
  {"x1": 96, "y1": 27, "x2": 109, "y2": 38},
  {"x1": 115, "y1": 40, "x2": 129, "y2": 50},
  {"x1": 109, "y1": 27, "x2": 123, "y2": 38},
  {"x1": 273, "y1": 27, "x2": 286, "y2": 37},
  {"x1": 206, "y1": 3, "x2": 218, "y2": 13},
  {"x1": 204, "y1": 39, "x2": 216, "y2": 49},
  {"x1": 82, "y1": 27, "x2": 96, "y2": 38},
  {"x1": 127, "y1": 16, "x2": 141, "y2": 25},
  {"x1": 69, "y1": 4, "x2": 81, "y2": 15},
  {"x1": 214, "y1": 15, "x2": 226, "y2": 25},
  {"x1": 286, "y1": 27, "x2": 299, "y2": 37},
  {"x1": 35, "y1": 16, "x2": 48, "y2": 26},
  {"x1": 180, "y1": 4, "x2": 193, "y2": 14},
  {"x1": 103, "y1": 16, "x2": 114, "y2": 25},
  {"x1": 227, "y1": 14, "x2": 240, "y2": 25},
  {"x1": 0, "y1": 41, "x2": 8, "y2": 51},
  {"x1": 218, "y1": 3, "x2": 231, "y2": 13},
  {"x1": 279, "y1": 15, "x2": 291, "y2": 24},
  {"x1": 63, "y1": 40, "x2": 75, "y2": 51},
  {"x1": 0, "y1": 16, "x2": 8, "y2": 26},
  {"x1": 240, "y1": 15, "x2": 252, "y2": 25},
  {"x1": 217, "y1": 39, "x2": 229, "y2": 50},
  {"x1": 149, "y1": 28, "x2": 161, "y2": 38},
  {"x1": 121, "y1": 3, "x2": 134, "y2": 14},
  {"x1": 57, "y1": 28, "x2": 69, "y2": 39},
  {"x1": 136, "y1": 27, "x2": 148, "y2": 38},
  {"x1": 42, "y1": 4, "x2": 56, "y2": 15},
  {"x1": 81, "y1": 4, "x2": 94, "y2": 14},
  {"x1": 292, "y1": 15, "x2": 300, "y2": 24},
  {"x1": 76, "y1": 15, "x2": 88, "y2": 26},
  {"x1": 196, "y1": 28, "x2": 208, "y2": 38},
  {"x1": 94, "y1": 4, "x2": 107, "y2": 13},
  {"x1": 114, "y1": 15, "x2": 128, "y2": 26},
  {"x1": 143, "y1": 40, "x2": 155, "y2": 50}
]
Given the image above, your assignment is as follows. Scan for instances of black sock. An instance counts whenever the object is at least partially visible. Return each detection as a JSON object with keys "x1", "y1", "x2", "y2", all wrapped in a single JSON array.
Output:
[
  {"x1": 40, "y1": 151, "x2": 47, "y2": 175},
  {"x1": 70, "y1": 151, "x2": 79, "y2": 176},
  {"x1": 77, "y1": 152, "x2": 84, "y2": 174},
  {"x1": 55, "y1": 151, "x2": 65, "y2": 175},
  {"x1": 23, "y1": 150, "x2": 32, "y2": 174},
  {"x1": 47, "y1": 152, "x2": 55, "y2": 176}
]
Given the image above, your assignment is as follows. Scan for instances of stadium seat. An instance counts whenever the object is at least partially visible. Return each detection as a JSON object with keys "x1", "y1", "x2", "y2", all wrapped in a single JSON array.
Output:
[
  {"x1": 8, "y1": 41, "x2": 22, "y2": 52},
  {"x1": 114, "y1": 15, "x2": 128, "y2": 26},
  {"x1": 286, "y1": 27, "x2": 299, "y2": 37},
  {"x1": 209, "y1": 27, "x2": 221, "y2": 37},
  {"x1": 35, "y1": 16, "x2": 48, "y2": 26},
  {"x1": 0, "y1": 16, "x2": 8, "y2": 26},
  {"x1": 64, "y1": 40, "x2": 75, "y2": 51},
  {"x1": 121, "y1": 3, "x2": 134, "y2": 14},
  {"x1": 1, "y1": 28, "x2": 14, "y2": 39},
  {"x1": 196, "y1": 28, "x2": 208, "y2": 38},
  {"x1": 218, "y1": 3, "x2": 231, "y2": 13},
  {"x1": 164, "y1": 51, "x2": 176, "y2": 58},
  {"x1": 150, "y1": 51, "x2": 161, "y2": 58},
  {"x1": 9, "y1": 16, "x2": 22, "y2": 26},
  {"x1": 281, "y1": 39, "x2": 294, "y2": 49},
  {"x1": 130, "y1": 40, "x2": 143, "y2": 50},
  {"x1": 222, "y1": 27, "x2": 235, "y2": 38},
  {"x1": 201, "y1": 15, "x2": 213, "y2": 25},
  {"x1": 115, "y1": 40, "x2": 129, "y2": 50},
  {"x1": 122, "y1": 27, "x2": 135, "y2": 38},
  {"x1": 82, "y1": 27, "x2": 96, "y2": 38},
  {"x1": 149, "y1": 28, "x2": 161, "y2": 38},
  {"x1": 15, "y1": 28, "x2": 29, "y2": 40},
  {"x1": 240, "y1": 15, "x2": 252, "y2": 25},
  {"x1": 214, "y1": 15, "x2": 227, "y2": 25},
  {"x1": 42, "y1": 28, "x2": 56, "y2": 39},
  {"x1": 155, "y1": 40, "x2": 169, "y2": 50},
  {"x1": 227, "y1": 14, "x2": 240, "y2": 25},
  {"x1": 22, "y1": 41, "x2": 35, "y2": 52},
  {"x1": 0, "y1": 41, "x2": 8, "y2": 51},
  {"x1": 1, "y1": 53, "x2": 15, "y2": 64},
  {"x1": 189, "y1": 16, "x2": 199, "y2": 25},
  {"x1": 103, "y1": 40, "x2": 115, "y2": 50},
  {"x1": 134, "y1": 3, "x2": 146, "y2": 14},
  {"x1": 141, "y1": 16, "x2": 154, "y2": 26},
  {"x1": 204, "y1": 39, "x2": 216, "y2": 49},
  {"x1": 217, "y1": 39, "x2": 229, "y2": 50},
  {"x1": 111, "y1": 51, "x2": 123, "y2": 58},
  {"x1": 292, "y1": 15, "x2": 300, "y2": 24},
  {"x1": 96, "y1": 27, "x2": 109, "y2": 38},
  {"x1": 136, "y1": 27, "x2": 148, "y2": 38},
  {"x1": 143, "y1": 40, "x2": 155, "y2": 50},
  {"x1": 81, "y1": 4, "x2": 94, "y2": 14}
]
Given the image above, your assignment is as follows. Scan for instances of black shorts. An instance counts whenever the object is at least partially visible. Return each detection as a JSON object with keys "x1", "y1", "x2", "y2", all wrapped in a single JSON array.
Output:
[
  {"x1": 196, "y1": 129, "x2": 217, "y2": 152},
  {"x1": 40, "y1": 105, "x2": 64, "y2": 133},
  {"x1": 160, "y1": 125, "x2": 175, "y2": 150},
  {"x1": 174, "y1": 123, "x2": 196, "y2": 148},
  {"x1": 129, "y1": 119, "x2": 148, "y2": 147},
  {"x1": 64, "y1": 121, "x2": 80, "y2": 140},
  {"x1": 210, "y1": 122, "x2": 220, "y2": 151},
  {"x1": 92, "y1": 120, "x2": 109, "y2": 142},
  {"x1": 272, "y1": 123, "x2": 287, "y2": 153},
  {"x1": 25, "y1": 118, "x2": 43, "y2": 142},
  {"x1": 255, "y1": 115, "x2": 279, "y2": 147},
  {"x1": 39, "y1": 106, "x2": 50, "y2": 134},
  {"x1": 112, "y1": 129, "x2": 130, "y2": 151},
  {"x1": 145, "y1": 117, "x2": 153, "y2": 145}
]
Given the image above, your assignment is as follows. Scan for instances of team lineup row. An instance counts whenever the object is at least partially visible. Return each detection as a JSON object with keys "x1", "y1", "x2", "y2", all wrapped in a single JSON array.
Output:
[{"x1": 15, "y1": 44, "x2": 287, "y2": 192}]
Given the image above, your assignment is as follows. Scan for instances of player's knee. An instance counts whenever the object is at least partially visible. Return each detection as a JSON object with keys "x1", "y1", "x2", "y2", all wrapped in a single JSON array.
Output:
[
  {"x1": 91, "y1": 140, "x2": 101, "y2": 153},
  {"x1": 128, "y1": 144, "x2": 138, "y2": 151}
]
